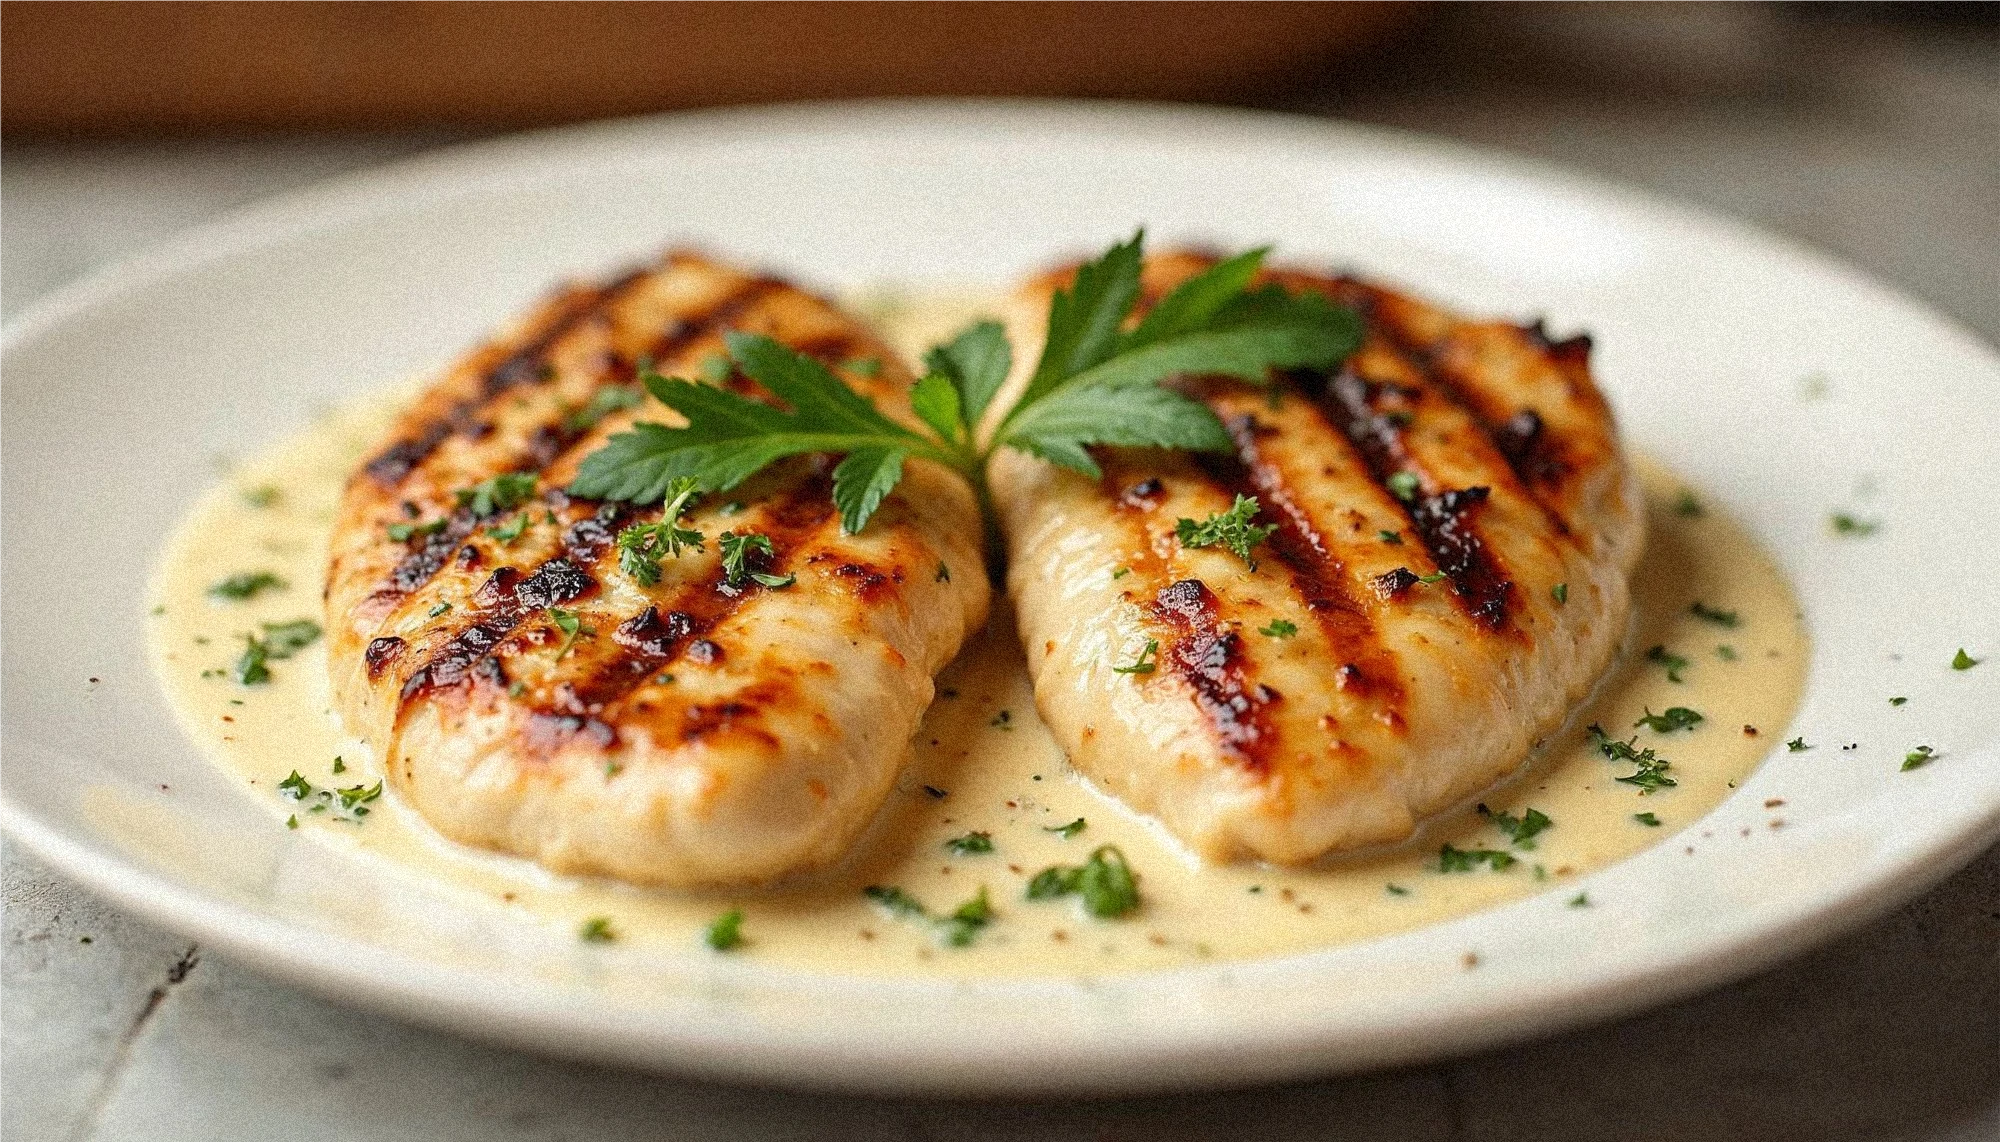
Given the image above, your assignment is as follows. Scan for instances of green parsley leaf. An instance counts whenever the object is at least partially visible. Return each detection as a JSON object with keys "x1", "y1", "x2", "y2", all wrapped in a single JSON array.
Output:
[
  {"x1": 1830, "y1": 512, "x2": 1879, "y2": 537},
  {"x1": 386, "y1": 518, "x2": 446, "y2": 543},
  {"x1": 616, "y1": 477, "x2": 705, "y2": 586},
  {"x1": 1024, "y1": 845, "x2": 1141, "y2": 918},
  {"x1": 208, "y1": 572, "x2": 285, "y2": 601},
  {"x1": 1386, "y1": 470, "x2": 1421, "y2": 501},
  {"x1": 1716, "y1": 644, "x2": 1739, "y2": 661},
  {"x1": 1379, "y1": 529, "x2": 1404, "y2": 545},
  {"x1": 1890, "y1": 696, "x2": 1908, "y2": 706},
  {"x1": 277, "y1": 771, "x2": 312, "y2": 800},
  {"x1": 570, "y1": 234, "x2": 1360, "y2": 535},
  {"x1": 1045, "y1": 818, "x2": 1087, "y2": 839},
  {"x1": 940, "y1": 886, "x2": 994, "y2": 947},
  {"x1": 705, "y1": 909, "x2": 745, "y2": 951},
  {"x1": 1259, "y1": 618, "x2": 1299, "y2": 638},
  {"x1": 1588, "y1": 723, "x2": 1677, "y2": 793},
  {"x1": 563, "y1": 385, "x2": 642, "y2": 432},
  {"x1": 1646, "y1": 644, "x2": 1690, "y2": 683},
  {"x1": 233, "y1": 635, "x2": 271, "y2": 685},
  {"x1": 487, "y1": 513, "x2": 531, "y2": 543},
  {"x1": 455, "y1": 472, "x2": 538, "y2": 518},
  {"x1": 1477, "y1": 805, "x2": 1553, "y2": 850},
  {"x1": 1673, "y1": 490, "x2": 1704, "y2": 518},
  {"x1": 1551, "y1": 582, "x2": 1568, "y2": 605},
  {"x1": 332, "y1": 756, "x2": 346, "y2": 774},
  {"x1": 334, "y1": 780, "x2": 383, "y2": 812},
  {"x1": 1952, "y1": 648, "x2": 1980, "y2": 670},
  {"x1": 1112, "y1": 638, "x2": 1160, "y2": 675},
  {"x1": 240, "y1": 485, "x2": 280, "y2": 509},
  {"x1": 1111, "y1": 566, "x2": 1131, "y2": 579},
  {"x1": 578, "y1": 916, "x2": 616, "y2": 943},
  {"x1": 1568, "y1": 893, "x2": 1590, "y2": 908},
  {"x1": 921, "y1": 319, "x2": 1012, "y2": 436},
  {"x1": 1690, "y1": 601, "x2": 1738, "y2": 627},
  {"x1": 863, "y1": 885, "x2": 927, "y2": 918},
  {"x1": 718, "y1": 530, "x2": 793, "y2": 589},
  {"x1": 1386, "y1": 883, "x2": 1410, "y2": 897},
  {"x1": 427, "y1": 601, "x2": 452, "y2": 619},
  {"x1": 286, "y1": 815, "x2": 298, "y2": 829},
  {"x1": 1902, "y1": 745, "x2": 1938, "y2": 771},
  {"x1": 1634, "y1": 706, "x2": 1703, "y2": 733},
  {"x1": 1787, "y1": 736, "x2": 1810, "y2": 751},
  {"x1": 1176, "y1": 495, "x2": 1277, "y2": 569},
  {"x1": 1438, "y1": 843, "x2": 1517, "y2": 873},
  {"x1": 547, "y1": 608, "x2": 589, "y2": 658},
  {"x1": 1633, "y1": 812, "x2": 1662, "y2": 827},
  {"x1": 944, "y1": 831, "x2": 994, "y2": 856},
  {"x1": 259, "y1": 619, "x2": 322, "y2": 658}
]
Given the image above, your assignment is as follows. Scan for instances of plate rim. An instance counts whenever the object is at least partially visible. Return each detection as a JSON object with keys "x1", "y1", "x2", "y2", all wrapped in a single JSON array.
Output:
[{"x1": 6, "y1": 97, "x2": 1999, "y2": 1095}]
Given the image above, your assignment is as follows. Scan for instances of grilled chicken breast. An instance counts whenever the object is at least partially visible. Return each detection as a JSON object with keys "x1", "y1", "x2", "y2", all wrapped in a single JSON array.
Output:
[
  {"x1": 991, "y1": 252, "x2": 1643, "y2": 864},
  {"x1": 326, "y1": 253, "x2": 990, "y2": 888}
]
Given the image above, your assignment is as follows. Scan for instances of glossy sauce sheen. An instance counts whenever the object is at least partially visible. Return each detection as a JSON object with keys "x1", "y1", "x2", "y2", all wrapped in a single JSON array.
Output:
[{"x1": 144, "y1": 294, "x2": 1808, "y2": 978}]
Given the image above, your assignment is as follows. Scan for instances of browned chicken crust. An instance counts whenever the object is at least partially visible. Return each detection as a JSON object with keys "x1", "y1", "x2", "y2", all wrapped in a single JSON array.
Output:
[
  {"x1": 991, "y1": 252, "x2": 1644, "y2": 863},
  {"x1": 325, "y1": 253, "x2": 990, "y2": 887}
]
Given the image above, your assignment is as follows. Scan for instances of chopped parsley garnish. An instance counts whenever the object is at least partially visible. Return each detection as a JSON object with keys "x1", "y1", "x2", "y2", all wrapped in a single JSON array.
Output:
[
  {"x1": 718, "y1": 530, "x2": 793, "y2": 589},
  {"x1": 240, "y1": 485, "x2": 280, "y2": 509},
  {"x1": 1890, "y1": 696, "x2": 1908, "y2": 706},
  {"x1": 1477, "y1": 805, "x2": 1552, "y2": 849},
  {"x1": 1830, "y1": 512, "x2": 1879, "y2": 537},
  {"x1": 334, "y1": 780, "x2": 383, "y2": 813},
  {"x1": 455, "y1": 472, "x2": 538, "y2": 518},
  {"x1": 1786, "y1": 736, "x2": 1810, "y2": 752},
  {"x1": 864, "y1": 884, "x2": 995, "y2": 946},
  {"x1": 704, "y1": 909, "x2": 745, "y2": 951},
  {"x1": 1551, "y1": 582, "x2": 1568, "y2": 605},
  {"x1": 208, "y1": 571, "x2": 285, "y2": 601},
  {"x1": 1716, "y1": 644, "x2": 1739, "y2": 661},
  {"x1": 1952, "y1": 648, "x2": 1980, "y2": 671},
  {"x1": 1438, "y1": 843, "x2": 1517, "y2": 873},
  {"x1": 1111, "y1": 638, "x2": 1160, "y2": 675},
  {"x1": 260, "y1": 619, "x2": 322, "y2": 658},
  {"x1": 386, "y1": 519, "x2": 446, "y2": 543},
  {"x1": 1633, "y1": 812, "x2": 1662, "y2": 827},
  {"x1": 1690, "y1": 601, "x2": 1739, "y2": 627},
  {"x1": 1634, "y1": 706, "x2": 1703, "y2": 733},
  {"x1": 1025, "y1": 845, "x2": 1141, "y2": 918},
  {"x1": 1902, "y1": 745, "x2": 1938, "y2": 771},
  {"x1": 944, "y1": 831, "x2": 994, "y2": 856},
  {"x1": 615, "y1": 476, "x2": 705, "y2": 586},
  {"x1": 1568, "y1": 893, "x2": 1590, "y2": 908},
  {"x1": 1645, "y1": 644, "x2": 1690, "y2": 683},
  {"x1": 1110, "y1": 566, "x2": 1131, "y2": 579},
  {"x1": 548, "y1": 608, "x2": 590, "y2": 658},
  {"x1": 427, "y1": 601, "x2": 452, "y2": 618},
  {"x1": 1386, "y1": 884, "x2": 1410, "y2": 897},
  {"x1": 1672, "y1": 490, "x2": 1703, "y2": 518},
  {"x1": 568, "y1": 234, "x2": 1361, "y2": 535},
  {"x1": 1259, "y1": 618, "x2": 1298, "y2": 638},
  {"x1": 1379, "y1": 529, "x2": 1404, "y2": 545},
  {"x1": 332, "y1": 756, "x2": 346, "y2": 774},
  {"x1": 989, "y1": 709, "x2": 1012, "y2": 729},
  {"x1": 1176, "y1": 495, "x2": 1277, "y2": 570},
  {"x1": 1587, "y1": 723, "x2": 1677, "y2": 793},
  {"x1": 1044, "y1": 818, "x2": 1087, "y2": 839},
  {"x1": 1416, "y1": 570, "x2": 1449, "y2": 585},
  {"x1": 233, "y1": 636, "x2": 270, "y2": 685},
  {"x1": 578, "y1": 916, "x2": 616, "y2": 943},
  {"x1": 1386, "y1": 470, "x2": 1421, "y2": 501},
  {"x1": 562, "y1": 384, "x2": 642, "y2": 432},
  {"x1": 277, "y1": 771, "x2": 312, "y2": 800},
  {"x1": 286, "y1": 815, "x2": 298, "y2": 829},
  {"x1": 487, "y1": 513, "x2": 531, "y2": 543}
]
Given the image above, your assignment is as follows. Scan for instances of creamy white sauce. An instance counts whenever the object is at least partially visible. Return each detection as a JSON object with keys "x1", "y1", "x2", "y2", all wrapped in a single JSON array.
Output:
[{"x1": 143, "y1": 295, "x2": 1809, "y2": 979}]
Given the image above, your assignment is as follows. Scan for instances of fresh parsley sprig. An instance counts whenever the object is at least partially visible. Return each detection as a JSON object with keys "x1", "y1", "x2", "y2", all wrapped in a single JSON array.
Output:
[{"x1": 569, "y1": 232, "x2": 1362, "y2": 536}]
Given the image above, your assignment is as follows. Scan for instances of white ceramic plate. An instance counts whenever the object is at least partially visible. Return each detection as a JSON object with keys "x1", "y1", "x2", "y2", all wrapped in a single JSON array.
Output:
[{"x1": 5, "y1": 101, "x2": 1998, "y2": 1096}]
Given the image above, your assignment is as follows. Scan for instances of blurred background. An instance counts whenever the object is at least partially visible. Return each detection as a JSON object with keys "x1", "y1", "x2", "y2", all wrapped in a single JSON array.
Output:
[{"x1": 5, "y1": 4, "x2": 1998, "y2": 1141}]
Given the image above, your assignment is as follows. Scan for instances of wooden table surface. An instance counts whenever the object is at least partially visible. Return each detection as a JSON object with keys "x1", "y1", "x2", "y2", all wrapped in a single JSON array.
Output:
[{"x1": 5, "y1": 7, "x2": 1995, "y2": 1139}]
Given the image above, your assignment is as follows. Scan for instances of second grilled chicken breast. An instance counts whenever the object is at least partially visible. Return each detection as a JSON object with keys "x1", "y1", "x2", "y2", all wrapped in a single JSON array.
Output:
[
  {"x1": 326, "y1": 253, "x2": 990, "y2": 888},
  {"x1": 991, "y1": 252, "x2": 1643, "y2": 864}
]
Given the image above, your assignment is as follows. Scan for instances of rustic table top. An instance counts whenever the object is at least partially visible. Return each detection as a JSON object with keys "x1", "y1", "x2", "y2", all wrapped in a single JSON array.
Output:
[{"x1": 5, "y1": 8, "x2": 1995, "y2": 1140}]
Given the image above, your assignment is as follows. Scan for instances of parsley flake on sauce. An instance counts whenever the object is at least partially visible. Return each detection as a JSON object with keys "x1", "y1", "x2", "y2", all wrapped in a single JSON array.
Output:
[
  {"x1": 277, "y1": 771, "x2": 312, "y2": 801},
  {"x1": 487, "y1": 513, "x2": 531, "y2": 543},
  {"x1": 1672, "y1": 490, "x2": 1704, "y2": 518},
  {"x1": 1379, "y1": 529, "x2": 1404, "y2": 545},
  {"x1": 1588, "y1": 724, "x2": 1677, "y2": 793},
  {"x1": 1890, "y1": 696, "x2": 1908, "y2": 707},
  {"x1": 1634, "y1": 706, "x2": 1703, "y2": 733},
  {"x1": 1176, "y1": 495, "x2": 1278, "y2": 570},
  {"x1": 704, "y1": 909, "x2": 745, "y2": 951},
  {"x1": 1025, "y1": 846, "x2": 1141, "y2": 918},
  {"x1": 1477, "y1": 804, "x2": 1552, "y2": 850},
  {"x1": 1830, "y1": 512, "x2": 1879, "y2": 537},
  {"x1": 1902, "y1": 745, "x2": 1938, "y2": 771},
  {"x1": 386, "y1": 519, "x2": 446, "y2": 543},
  {"x1": 1259, "y1": 618, "x2": 1298, "y2": 638},
  {"x1": 578, "y1": 916, "x2": 617, "y2": 943},
  {"x1": 1952, "y1": 648, "x2": 1981, "y2": 671},
  {"x1": 1438, "y1": 844, "x2": 1517, "y2": 873},
  {"x1": 1044, "y1": 818, "x2": 1087, "y2": 839},
  {"x1": 1645, "y1": 644, "x2": 1690, "y2": 683},
  {"x1": 1786, "y1": 737, "x2": 1810, "y2": 752},
  {"x1": 208, "y1": 571, "x2": 285, "y2": 601},
  {"x1": 1551, "y1": 582, "x2": 1568, "y2": 605},
  {"x1": 1690, "y1": 601, "x2": 1739, "y2": 627},
  {"x1": 944, "y1": 831, "x2": 995, "y2": 856},
  {"x1": 1633, "y1": 812, "x2": 1662, "y2": 827},
  {"x1": 1568, "y1": 893, "x2": 1591, "y2": 908},
  {"x1": 240, "y1": 485, "x2": 280, "y2": 509}
]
